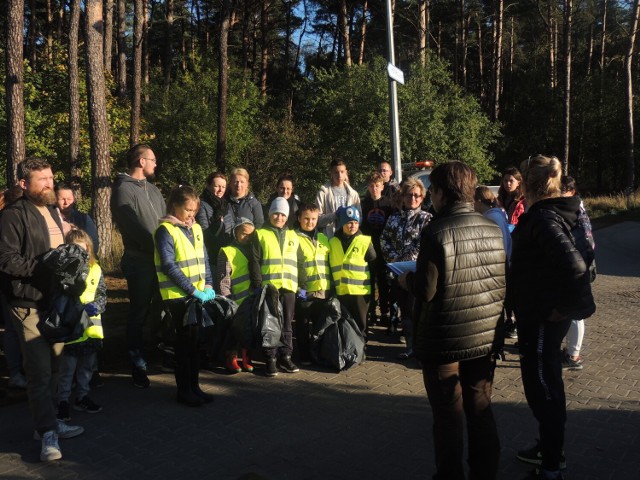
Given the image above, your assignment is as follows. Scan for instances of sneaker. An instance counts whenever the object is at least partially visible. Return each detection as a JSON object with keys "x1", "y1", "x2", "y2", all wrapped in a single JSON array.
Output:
[
  {"x1": 279, "y1": 355, "x2": 299, "y2": 373},
  {"x1": 74, "y1": 396, "x2": 103, "y2": 414},
  {"x1": 8, "y1": 372, "x2": 28, "y2": 389},
  {"x1": 57, "y1": 401, "x2": 71, "y2": 421},
  {"x1": 33, "y1": 420, "x2": 84, "y2": 440},
  {"x1": 517, "y1": 440, "x2": 567, "y2": 470},
  {"x1": 40, "y1": 431, "x2": 62, "y2": 462},
  {"x1": 265, "y1": 357, "x2": 279, "y2": 377},
  {"x1": 89, "y1": 372, "x2": 105, "y2": 388},
  {"x1": 132, "y1": 367, "x2": 150, "y2": 388},
  {"x1": 561, "y1": 352, "x2": 583, "y2": 371}
]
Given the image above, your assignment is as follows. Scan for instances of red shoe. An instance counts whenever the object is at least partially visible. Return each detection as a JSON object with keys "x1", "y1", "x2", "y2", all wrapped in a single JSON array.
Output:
[
  {"x1": 241, "y1": 348, "x2": 254, "y2": 373},
  {"x1": 225, "y1": 354, "x2": 241, "y2": 374}
]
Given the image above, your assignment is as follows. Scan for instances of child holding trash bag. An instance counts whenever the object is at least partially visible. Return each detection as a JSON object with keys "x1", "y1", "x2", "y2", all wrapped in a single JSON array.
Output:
[
  {"x1": 56, "y1": 228, "x2": 106, "y2": 421},
  {"x1": 329, "y1": 206, "x2": 376, "y2": 338},
  {"x1": 154, "y1": 185, "x2": 216, "y2": 406}
]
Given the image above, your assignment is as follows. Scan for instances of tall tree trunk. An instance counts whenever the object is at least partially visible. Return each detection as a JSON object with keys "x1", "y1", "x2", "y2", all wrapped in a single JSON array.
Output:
[
  {"x1": 131, "y1": 0, "x2": 143, "y2": 145},
  {"x1": 260, "y1": 0, "x2": 270, "y2": 97},
  {"x1": 69, "y1": 0, "x2": 81, "y2": 189},
  {"x1": 492, "y1": 0, "x2": 503, "y2": 121},
  {"x1": 625, "y1": 0, "x2": 640, "y2": 195},
  {"x1": 217, "y1": 0, "x2": 231, "y2": 173},
  {"x1": 57, "y1": 0, "x2": 65, "y2": 42},
  {"x1": 358, "y1": 0, "x2": 368, "y2": 65},
  {"x1": 46, "y1": 0, "x2": 54, "y2": 64},
  {"x1": 104, "y1": 0, "x2": 114, "y2": 74},
  {"x1": 164, "y1": 0, "x2": 174, "y2": 86},
  {"x1": 28, "y1": 0, "x2": 37, "y2": 69},
  {"x1": 419, "y1": 0, "x2": 427, "y2": 66},
  {"x1": 437, "y1": 21, "x2": 442, "y2": 59},
  {"x1": 587, "y1": 22, "x2": 594, "y2": 77},
  {"x1": 6, "y1": 0, "x2": 26, "y2": 186},
  {"x1": 460, "y1": 1, "x2": 467, "y2": 88},
  {"x1": 340, "y1": 0, "x2": 352, "y2": 66},
  {"x1": 117, "y1": 0, "x2": 127, "y2": 100},
  {"x1": 597, "y1": 0, "x2": 609, "y2": 190},
  {"x1": 562, "y1": 0, "x2": 572, "y2": 174},
  {"x1": 477, "y1": 14, "x2": 485, "y2": 102},
  {"x1": 85, "y1": 0, "x2": 113, "y2": 261},
  {"x1": 143, "y1": 0, "x2": 150, "y2": 102},
  {"x1": 242, "y1": 0, "x2": 251, "y2": 77},
  {"x1": 509, "y1": 17, "x2": 514, "y2": 75}
]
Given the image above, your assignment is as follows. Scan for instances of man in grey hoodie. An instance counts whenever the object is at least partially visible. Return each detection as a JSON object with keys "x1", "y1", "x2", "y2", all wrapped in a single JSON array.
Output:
[{"x1": 111, "y1": 144, "x2": 166, "y2": 388}]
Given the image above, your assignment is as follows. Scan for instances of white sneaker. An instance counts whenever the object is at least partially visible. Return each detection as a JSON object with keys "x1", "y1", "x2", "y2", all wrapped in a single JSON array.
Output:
[
  {"x1": 34, "y1": 420, "x2": 84, "y2": 440},
  {"x1": 8, "y1": 372, "x2": 27, "y2": 389},
  {"x1": 40, "y1": 431, "x2": 62, "y2": 461}
]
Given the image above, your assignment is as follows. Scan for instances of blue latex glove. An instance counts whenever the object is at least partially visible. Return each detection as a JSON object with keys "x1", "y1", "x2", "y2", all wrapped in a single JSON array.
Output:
[
  {"x1": 192, "y1": 290, "x2": 207, "y2": 302},
  {"x1": 84, "y1": 303, "x2": 99, "y2": 316},
  {"x1": 203, "y1": 288, "x2": 216, "y2": 302},
  {"x1": 297, "y1": 289, "x2": 307, "y2": 301}
]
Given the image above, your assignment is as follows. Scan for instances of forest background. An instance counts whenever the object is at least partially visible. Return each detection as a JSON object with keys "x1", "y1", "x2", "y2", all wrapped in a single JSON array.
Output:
[{"x1": 2, "y1": 0, "x2": 640, "y2": 262}]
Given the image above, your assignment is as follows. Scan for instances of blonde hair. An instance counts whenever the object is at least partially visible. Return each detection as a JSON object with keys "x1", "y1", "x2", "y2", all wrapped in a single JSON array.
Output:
[
  {"x1": 230, "y1": 168, "x2": 250, "y2": 184},
  {"x1": 519, "y1": 155, "x2": 563, "y2": 202},
  {"x1": 400, "y1": 177, "x2": 426, "y2": 199},
  {"x1": 65, "y1": 228, "x2": 96, "y2": 266}
]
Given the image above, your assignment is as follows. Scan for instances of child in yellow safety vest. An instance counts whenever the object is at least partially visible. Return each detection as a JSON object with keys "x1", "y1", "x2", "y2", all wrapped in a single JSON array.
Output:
[
  {"x1": 295, "y1": 203, "x2": 332, "y2": 365},
  {"x1": 216, "y1": 217, "x2": 256, "y2": 373},
  {"x1": 56, "y1": 228, "x2": 106, "y2": 421},
  {"x1": 329, "y1": 206, "x2": 377, "y2": 338},
  {"x1": 249, "y1": 197, "x2": 301, "y2": 377},
  {"x1": 154, "y1": 185, "x2": 216, "y2": 407}
]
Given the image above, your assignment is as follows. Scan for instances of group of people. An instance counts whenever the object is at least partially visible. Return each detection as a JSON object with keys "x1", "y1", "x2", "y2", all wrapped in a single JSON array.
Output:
[{"x1": 0, "y1": 148, "x2": 596, "y2": 480}]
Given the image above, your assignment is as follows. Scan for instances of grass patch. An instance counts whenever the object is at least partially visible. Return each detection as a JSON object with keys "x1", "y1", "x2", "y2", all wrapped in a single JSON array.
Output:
[{"x1": 585, "y1": 190, "x2": 640, "y2": 224}]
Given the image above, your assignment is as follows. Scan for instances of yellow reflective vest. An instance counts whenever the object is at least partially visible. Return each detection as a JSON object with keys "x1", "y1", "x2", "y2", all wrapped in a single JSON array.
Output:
[
  {"x1": 66, "y1": 262, "x2": 104, "y2": 345},
  {"x1": 297, "y1": 232, "x2": 331, "y2": 293},
  {"x1": 257, "y1": 228, "x2": 299, "y2": 291},
  {"x1": 329, "y1": 234, "x2": 372, "y2": 296},
  {"x1": 154, "y1": 222, "x2": 206, "y2": 300},
  {"x1": 220, "y1": 245, "x2": 251, "y2": 305}
]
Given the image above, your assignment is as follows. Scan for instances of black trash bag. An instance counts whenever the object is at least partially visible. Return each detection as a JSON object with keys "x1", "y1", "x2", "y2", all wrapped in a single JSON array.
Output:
[
  {"x1": 249, "y1": 284, "x2": 284, "y2": 350},
  {"x1": 183, "y1": 297, "x2": 215, "y2": 328},
  {"x1": 37, "y1": 294, "x2": 90, "y2": 344},
  {"x1": 203, "y1": 296, "x2": 238, "y2": 363},
  {"x1": 40, "y1": 244, "x2": 89, "y2": 297},
  {"x1": 310, "y1": 297, "x2": 365, "y2": 371}
]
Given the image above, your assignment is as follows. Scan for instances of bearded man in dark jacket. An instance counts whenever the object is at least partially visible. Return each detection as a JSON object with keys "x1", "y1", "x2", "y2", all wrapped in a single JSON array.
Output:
[{"x1": 400, "y1": 161, "x2": 506, "y2": 480}]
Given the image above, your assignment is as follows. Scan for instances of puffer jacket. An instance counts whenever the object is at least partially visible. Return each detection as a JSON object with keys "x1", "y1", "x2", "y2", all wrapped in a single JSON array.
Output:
[
  {"x1": 411, "y1": 203, "x2": 506, "y2": 363},
  {"x1": 510, "y1": 196, "x2": 595, "y2": 323},
  {"x1": 223, "y1": 192, "x2": 264, "y2": 234},
  {"x1": 380, "y1": 207, "x2": 433, "y2": 262}
]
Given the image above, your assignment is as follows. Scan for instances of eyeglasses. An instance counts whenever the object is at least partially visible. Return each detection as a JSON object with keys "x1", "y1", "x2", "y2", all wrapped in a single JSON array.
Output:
[
  {"x1": 142, "y1": 157, "x2": 157, "y2": 163},
  {"x1": 405, "y1": 193, "x2": 423, "y2": 198}
]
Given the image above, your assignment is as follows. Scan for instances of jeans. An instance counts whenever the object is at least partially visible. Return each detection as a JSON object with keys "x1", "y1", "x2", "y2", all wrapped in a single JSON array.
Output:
[
  {"x1": 422, "y1": 355, "x2": 500, "y2": 480},
  {"x1": 10, "y1": 306, "x2": 63, "y2": 434},
  {"x1": 396, "y1": 286, "x2": 415, "y2": 353},
  {"x1": 519, "y1": 319, "x2": 571, "y2": 471},
  {"x1": 57, "y1": 351, "x2": 96, "y2": 402},
  {"x1": 2, "y1": 292, "x2": 22, "y2": 376},
  {"x1": 121, "y1": 252, "x2": 160, "y2": 368}
]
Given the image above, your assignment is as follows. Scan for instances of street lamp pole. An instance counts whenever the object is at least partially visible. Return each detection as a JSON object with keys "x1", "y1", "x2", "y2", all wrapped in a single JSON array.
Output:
[{"x1": 386, "y1": 0, "x2": 402, "y2": 182}]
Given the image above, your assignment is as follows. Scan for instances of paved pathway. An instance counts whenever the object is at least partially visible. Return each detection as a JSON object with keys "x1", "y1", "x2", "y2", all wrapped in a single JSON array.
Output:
[{"x1": 1, "y1": 222, "x2": 639, "y2": 480}]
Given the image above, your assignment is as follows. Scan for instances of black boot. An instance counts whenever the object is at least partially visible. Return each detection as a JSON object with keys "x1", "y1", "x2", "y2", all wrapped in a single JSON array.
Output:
[{"x1": 189, "y1": 350, "x2": 213, "y2": 404}]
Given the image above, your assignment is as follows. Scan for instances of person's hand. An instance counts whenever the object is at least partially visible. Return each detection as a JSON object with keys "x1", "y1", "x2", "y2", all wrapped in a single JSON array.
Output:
[
  {"x1": 297, "y1": 289, "x2": 307, "y2": 301},
  {"x1": 547, "y1": 309, "x2": 567, "y2": 323},
  {"x1": 84, "y1": 303, "x2": 99, "y2": 316},
  {"x1": 398, "y1": 272, "x2": 409, "y2": 291},
  {"x1": 192, "y1": 290, "x2": 207, "y2": 302},
  {"x1": 203, "y1": 288, "x2": 216, "y2": 302}
]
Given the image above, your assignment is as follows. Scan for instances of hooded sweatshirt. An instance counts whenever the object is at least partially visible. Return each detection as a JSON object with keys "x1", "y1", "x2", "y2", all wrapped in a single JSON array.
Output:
[{"x1": 111, "y1": 173, "x2": 166, "y2": 256}]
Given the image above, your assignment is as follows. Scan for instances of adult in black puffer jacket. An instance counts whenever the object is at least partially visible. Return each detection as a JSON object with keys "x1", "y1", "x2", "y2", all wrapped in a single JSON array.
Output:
[
  {"x1": 196, "y1": 172, "x2": 229, "y2": 271},
  {"x1": 402, "y1": 161, "x2": 506, "y2": 480},
  {"x1": 511, "y1": 155, "x2": 595, "y2": 480}
]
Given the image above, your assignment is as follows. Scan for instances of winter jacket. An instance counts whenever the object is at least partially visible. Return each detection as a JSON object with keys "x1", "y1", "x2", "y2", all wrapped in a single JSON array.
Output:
[
  {"x1": 361, "y1": 195, "x2": 394, "y2": 251},
  {"x1": 0, "y1": 197, "x2": 65, "y2": 309},
  {"x1": 315, "y1": 182, "x2": 361, "y2": 238},
  {"x1": 111, "y1": 173, "x2": 166, "y2": 256},
  {"x1": 483, "y1": 207, "x2": 512, "y2": 262},
  {"x1": 510, "y1": 196, "x2": 596, "y2": 323},
  {"x1": 380, "y1": 207, "x2": 433, "y2": 263},
  {"x1": 196, "y1": 189, "x2": 230, "y2": 263},
  {"x1": 409, "y1": 203, "x2": 506, "y2": 363},
  {"x1": 266, "y1": 192, "x2": 302, "y2": 229},
  {"x1": 66, "y1": 209, "x2": 100, "y2": 256},
  {"x1": 223, "y1": 192, "x2": 264, "y2": 235}
]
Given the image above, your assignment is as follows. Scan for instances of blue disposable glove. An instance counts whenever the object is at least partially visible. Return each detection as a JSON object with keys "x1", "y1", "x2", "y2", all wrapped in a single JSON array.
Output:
[
  {"x1": 84, "y1": 303, "x2": 99, "y2": 316},
  {"x1": 203, "y1": 288, "x2": 216, "y2": 302},
  {"x1": 192, "y1": 290, "x2": 207, "y2": 302},
  {"x1": 297, "y1": 289, "x2": 307, "y2": 301}
]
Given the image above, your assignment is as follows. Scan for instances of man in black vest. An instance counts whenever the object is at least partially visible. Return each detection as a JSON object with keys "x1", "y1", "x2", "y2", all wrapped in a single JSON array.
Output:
[{"x1": 400, "y1": 161, "x2": 506, "y2": 480}]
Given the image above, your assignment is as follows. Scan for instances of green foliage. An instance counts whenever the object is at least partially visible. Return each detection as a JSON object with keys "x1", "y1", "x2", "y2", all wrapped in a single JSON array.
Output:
[
  {"x1": 145, "y1": 69, "x2": 262, "y2": 193},
  {"x1": 305, "y1": 56, "x2": 499, "y2": 184}
]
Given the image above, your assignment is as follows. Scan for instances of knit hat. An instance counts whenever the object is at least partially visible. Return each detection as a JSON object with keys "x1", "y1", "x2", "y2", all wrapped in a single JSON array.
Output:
[
  {"x1": 233, "y1": 217, "x2": 255, "y2": 240},
  {"x1": 269, "y1": 197, "x2": 290, "y2": 217},
  {"x1": 336, "y1": 205, "x2": 361, "y2": 229}
]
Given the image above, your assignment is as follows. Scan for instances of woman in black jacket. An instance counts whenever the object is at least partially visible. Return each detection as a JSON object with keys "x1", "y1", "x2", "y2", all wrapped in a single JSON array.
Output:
[
  {"x1": 510, "y1": 155, "x2": 595, "y2": 480},
  {"x1": 196, "y1": 172, "x2": 229, "y2": 273}
]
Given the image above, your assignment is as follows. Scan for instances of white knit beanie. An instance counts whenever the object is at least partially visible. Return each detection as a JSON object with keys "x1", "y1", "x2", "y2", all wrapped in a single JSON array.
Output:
[{"x1": 269, "y1": 197, "x2": 290, "y2": 217}]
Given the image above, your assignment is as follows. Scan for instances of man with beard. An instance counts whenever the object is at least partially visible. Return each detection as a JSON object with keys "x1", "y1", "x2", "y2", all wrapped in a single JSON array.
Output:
[
  {"x1": 0, "y1": 158, "x2": 85, "y2": 461},
  {"x1": 111, "y1": 144, "x2": 166, "y2": 388}
]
